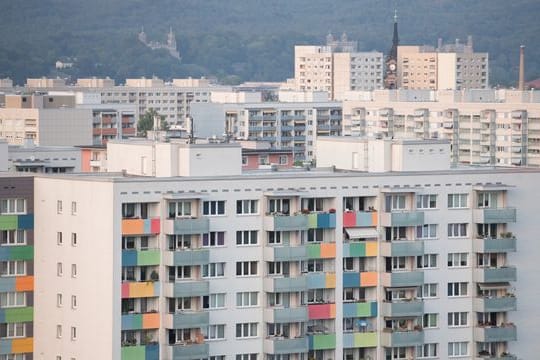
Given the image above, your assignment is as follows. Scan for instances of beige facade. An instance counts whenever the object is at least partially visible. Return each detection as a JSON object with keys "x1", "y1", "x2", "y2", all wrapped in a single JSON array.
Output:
[
  {"x1": 76, "y1": 77, "x2": 116, "y2": 88},
  {"x1": 26, "y1": 77, "x2": 67, "y2": 88}
]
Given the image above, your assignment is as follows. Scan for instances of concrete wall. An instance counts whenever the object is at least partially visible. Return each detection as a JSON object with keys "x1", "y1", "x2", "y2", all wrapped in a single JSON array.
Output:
[{"x1": 38, "y1": 109, "x2": 93, "y2": 146}]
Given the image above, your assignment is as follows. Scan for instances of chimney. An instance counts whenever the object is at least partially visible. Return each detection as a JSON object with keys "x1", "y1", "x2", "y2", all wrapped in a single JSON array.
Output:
[
  {"x1": 518, "y1": 45, "x2": 525, "y2": 91},
  {"x1": 437, "y1": 38, "x2": 443, "y2": 50}
]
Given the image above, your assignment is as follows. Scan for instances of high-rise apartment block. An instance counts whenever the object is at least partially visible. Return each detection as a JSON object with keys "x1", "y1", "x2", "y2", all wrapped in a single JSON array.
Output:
[
  {"x1": 397, "y1": 37, "x2": 488, "y2": 90},
  {"x1": 30, "y1": 143, "x2": 540, "y2": 359},
  {"x1": 295, "y1": 34, "x2": 384, "y2": 100}
]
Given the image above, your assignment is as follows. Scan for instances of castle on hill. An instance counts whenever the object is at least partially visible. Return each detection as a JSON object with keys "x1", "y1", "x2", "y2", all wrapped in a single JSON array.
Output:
[{"x1": 138, "y1": 26, "x2": 181, "y2": 60}]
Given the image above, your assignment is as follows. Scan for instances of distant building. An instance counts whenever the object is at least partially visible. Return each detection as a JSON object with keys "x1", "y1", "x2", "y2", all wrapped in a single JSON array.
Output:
[
  {"x1": 76, "y1": 77, "x2": 115, "y2": 88},
  {"x1": 0, "y1": 78, "x2": 13, "y2": 88},
  {"x1": 8, "y1": 144, "x2": 81, "y2": 173},
  {"x1": 384, "y1": 11, "x2": 399, "y2": 89},
  {"x1": 138, "y1": 27, "x2": 181, "y2": 60},
  {"x1": 26, "y1": 77, "x2": 67, "y2": 88},
  {"x1": 294, "y1": 33, "x2": 384, "y2": 100},
  {"x1": 78, "y1": 145, "x2": 107, "y2": 172}
]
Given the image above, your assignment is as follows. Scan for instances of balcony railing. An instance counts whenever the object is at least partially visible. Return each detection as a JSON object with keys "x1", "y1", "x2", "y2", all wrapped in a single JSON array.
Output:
[
  {"x1": 380, "y1": 329, "x2": 424, "y2": 347},
  {"x1": 473, "y1": 208, "x2": 517, "y2": 224},
  {"x1": 380, "y1": 240, "x2": 424, "y2": 257},
  {"x1": 121, "y1": 344, "x2": 159, "y2": 360},
  {"x1": 380, "y1": 211, "x2": 424, "y2": 227},
  {"x1": 474, "y1": 267, "x2": 517, "y2": 283},
  {"x1": 264, "y1": 337, "x2": 309, "y2": 354},
  {"x1": 474, "y1": 324, "x2": 517, "y2": 342},
  {"x1": 473, "y1": 296, "x2": 517, "y2": 312},
  {"x1": 382, "y1": 270, "x2": 424, "y2": 287},
  {"x1": 474, "y1": 236, "x2": 516, "y2": 253},
  {"x1": 381, "y1": 300, "x2": 424, "y2": 317},
  {"x1": 264, "y1": 306, "x2": 308, "y2": 323},
  {"x1": 342, "y1": 331, "x2": 377, "y2": 349}
]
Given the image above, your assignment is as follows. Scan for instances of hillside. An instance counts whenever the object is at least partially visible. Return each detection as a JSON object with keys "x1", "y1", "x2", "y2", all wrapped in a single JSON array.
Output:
[{"x1": 0, "y1": 0, "x2": 538, "y2": 86}]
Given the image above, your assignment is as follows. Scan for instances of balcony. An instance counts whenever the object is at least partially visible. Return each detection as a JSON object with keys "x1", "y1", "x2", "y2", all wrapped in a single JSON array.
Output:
[
  {"x1": 264, "y1": 306, "x2": 308, "y2": 323},
  {"x1": 382, "y1": 271, "x2": 424, "y2": 288},
  {"x1": 474, "y1": 267, "x2": 517, "y2": 283},
  {"x1": 264, "y1": 337, "x2": 309, "y2": 354},
  {"x1": 0, "y1": 245, "x2": 34, "y2": 261},
  {"x1": 380, "y1": 211, "x2": 424, "y2": 227},
  {"x1": 474, "y1": 324, "x2": 517, "y2": 342},
  {"x1": 163, "y1": 280, "x2": 209, "y2": 298},
  {"x1": 343, "y1": 332, "x2": 377, "y2": 348},
  {"x1": 122, "y1": 218, "x2": 160, "y2": 235},
  {"x1": 122, "y1": 281, "x2": 160, "y2": 299},
  {"x1": 164, "y1": 311, "x2": 209, "y2": 329},
  {"x1": 264, "y1": 276, "x2": 307, "y2": 292},
  {"x1": 380, "y1": 329, "x2": 424, "y2": 347},
  {"x1": 263, "y1": 213, "x2": 336, "y2": 231},
  {"x1": 122, "y1": 249, "x2": 160, "y2": 267},
  {"x1": 343, "y1": 301, "x2": 377, "y2": 318},
  {"x1": 343, "y1": 272, "x2": 378, "y2": 288},
  {"x1": 163, "y1": 249, "x2": 209, "y2": 266},
  {"x1": 343, "y1": 241, "x2": 378, "y2": 257},
  {"x1": 343, "y1": 210, "x2": 378, "y2": 228},
  {"x1": 380, "y1": 241, "x2": 424, "y2": 257},
  {"x1": 264, "y1": 246, "x2": 307, "y2": 262},
  {"x1": 0, "y1": 275, "x2": 33, "y2": 293},
  {"x1": 164, "y1": 217, "x2": 209, "y2": 235},
  {"x1": 168, "y1": 343, "x2": 209, "y2": 360},
  {"x1": 308, "y1": 333, "x2": 336, "y2": 350},
  {"x1": 0, "y1": 337, "x2": 33, "y2": 355},
  {"x1": 476, "y1": 354, "x2": 517, "y2": 360},
  {"x1": 122, "y1": 312, "x2": 160, "y2": 330},
  {"x1": 308, "y1": 303, "x2": 336, "y2": 320},
  {"x1": 473, "y1": 208, "x2": 517, "y2": 224},
  {"x1": 306, "y1": 272, "x2": 335, "y2": 289},
  {"x1": 473, "y1": 296, "x2": 517, "y2": 312},
  {"x1": 381, "y1": 300, "x2": 424, "y2": 317},
  {"x1": 474, "y1": 237, "x2": 516, "y2": 253},
  {"x1": 121, "y1": 344, "x2": 159, "y2": 360},
  {"x1": 0, "y1": 306, "x2": 33, "y2": 323}
]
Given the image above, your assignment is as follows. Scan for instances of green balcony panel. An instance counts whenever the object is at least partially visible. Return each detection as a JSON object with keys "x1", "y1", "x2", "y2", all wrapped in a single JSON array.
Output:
[
  {"x1": 137, "y1": 250, "x2": 160, "y2": 266},
  {"x1": 122, "y1": 314, "x2": 143, "y2": 330},
  {"x1": 382, "y1": 330, "x2": 424, "y2": 347},
  {"x1": 166, "y1": 250, "x2": 209, "y2": 266},
  {"x1": 273, "y1": 246, "x2": 307, "y2": 261},
  {"x1": 390, "y1": 211, "x2": 424, "y2": 226},
  {"x1": 171, "y1": 311, "x2": 209, "y2": 329},
  {"x1": 265, "y1": 337, "x2": 309, "y2": 354},
  {"x1": 0, "y1": 245, "x2": 33, "y2": 261},
  {"x1": 3, "y1": 306, "x2": 33, "y2": 323},
  {"x1": 386, "y1": 241, "x2": 424, "y2": 257},
  {"x1": 343, "y1": 301, "x2": 377, "y2": 318},
  {"x1": 308, "y1": 333, "x2": 336, "y2": 350},
  {"x1": 389, "y1": 271, "x2": 424, "y2": 287},
  {"x1": 343, "y1": 243, "x2": 366, "y2": 257},
  {"x1": 173, "y1": 218, "x2": 209, "y2": 235},
  {"x1": 122, "y1": 344, "x2": 160, "y2": 360},
  {"x1": 274, "y1": 215, "x2": 308, "y2": 231},
  {"x1": 343, "y1": 332, "x2": 377, "y2": 348},
  {"x1": 170, "y1": 343, "x2": 209, "y2": 359},
  {"x1": 307, "y1": 244, "x2": 321, "y2": 258},
  {"x1": 381, "y1": 300, "x2": 424, "y2": 317},
  {"x1": 171, "y1": 281, "x2": 209, "y2": 298},
  {"x1": 0, "y1": 216, "x2": 17, "y2": 230}
]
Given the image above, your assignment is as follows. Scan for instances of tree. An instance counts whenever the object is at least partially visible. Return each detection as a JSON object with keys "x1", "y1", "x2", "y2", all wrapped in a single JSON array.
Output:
[{"x1": 137, "y1": 108, "x2": 167, "y2": 137}]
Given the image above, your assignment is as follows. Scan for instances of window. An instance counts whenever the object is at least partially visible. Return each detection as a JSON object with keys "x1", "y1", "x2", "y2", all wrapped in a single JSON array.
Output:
[
  {"x1": 258, "y1": 155, "x2": 269, "y2": 165},
  {"x1": 236, "y1": 355, "x2": 257, "y2": 360},
  {"x1": 386, "y1": 226, "x2": 407, "y2": 241},
  {"x1": 1, "y1": 323, "x2": 25, "y2": 338},
  {"x1": 57, "y1": 200, "x2": 63, "y2": 214},
  {"x1": 71, "y1": 326, "x2": 77, "y2": 340},
  {"x1": 385, "y1": 194, "x2": 406, "y2": 211},
  {"x1": 416, "y1": 343, "x2": 438, "y2": 358},
  {"x1": 304, "y1": 259, "x2": 323, "y2": 272},
  {"x1": 0, "y1": 261, "x2": 25, "y2": 276},
  {"x1": 477, "y1": 192, "x2": 496, "y2": 208},
  {"x1": 391, "y1": 256, "x2": 406, "y2": 270},
  {"x1": 447, "y1": 282, "x2": 468, "y2": 297},
  {"x1": 71, "y1": 264, "x2": 77, "y2": 277},
  {"x1": 235, "y1": 323, "x2": 258, "y2": 338},
  {"x1": 236, "y1": 292, "x2": 258, "y2": 307},
  {"x1": 448, "y1": 312, "x2": 468, "y2": 327},
  {"x1": 202, "y1": 263, "x2": 225, "y2": 278},
  {"x1": 202, "y1": 232, "x2": 225, "y2": 247},
  {"x1": 418, "y1": 283, "x2": 438, "y2": 298},
  {"x1": 172, "y1": 265, "x2": 192, "y2": 280},
  {"x1": 448, "y1": 194, "x2": 468, "y2": 208},
  {"x1": 204, "y1": 324, "x2": 225, "y2": 340},
  {"x1": 0, "y1": 230, "x2": 26, "y2": 245},
  {"x1": 56, "y1": 324, "x2": 62, "y2": 338},
  {"x1": 0, "y1": 199, "x2": 26, "y2": 214},
  {"x1": 57, "y1": 293, "x2": 62, "y2": 307},
  {"x1": 279, "y1": 155, "x2": 288, "y2": 165},
  {"x1": 268, "y1": 198, "x2": 290, "y2": 214},
  {"x1": 71, "y1": 233, "x2": 77, "y2": 246},
  {"x1": 416, "y1": 224, "x2": 437, "y2": 239},
  {"x1": 448, "y1": 253, "x2": 468, "y2": 267},
  {"x1": 57, "y1": 262, "x2": 63, "y2": 276},
  {"x1": 417, "y1": 194, "x2": 436, "y2": 209},
  {"x1": 236, "y1": 231, "x2": 258, "y2": 245},
  {"x1": 203, "y1": 294, "x2": 225, "y2": 309},
  {"x1": 0, "y1": 292, "x2": 25, "y2": 308},
  {"x1": 448, "y1": 223, "x2": 468, "y2": 238},
  {"x1": 168, "y1": 235, "x2": 191, "y2": 250},
  {"x1": 301, "y1": 198, "x2": 324, "y2": 212},
  {"x1": 57, "y1": 232, "x2": 63, "y2": 245},
  {"x1": 267, "y1": 231, "x2": 282, "y2": 244},
  {"x1": 236, "y1": 261, "x2": 258, "y2": 276},
  {"x1": 448, "y1": 342, "x2": 468, "y2": 357},
  {"x1": 236, "y1": 200, "x2": 258, "y2": 215},
  {"x1": 417, "y1": 254, "x2": 437, "y2": 269},
  {"x1": 0, "y1": 354, "x2": 26, "y2": 360},
  {"x1": 203, "y1": 201, "x2": 225, "y2": 215},
  {"x1": 168, "y1": 201, "x2": 192, "y2": 218},
  {"x1": 267, "y1": 261, "x2": 288, "y2": 276},
  {"x1": 242, "y1": 156, "x2": 248, "y2": 165},
  {"x1": 423, "y1": 313, "x2": 438, "y2": 328},
  {"x1": 71, "y1": 201, "x2": 77, "y2": 215},
  {"x1": 71, "y1": 295, "x2": 77, "y2": 309}
]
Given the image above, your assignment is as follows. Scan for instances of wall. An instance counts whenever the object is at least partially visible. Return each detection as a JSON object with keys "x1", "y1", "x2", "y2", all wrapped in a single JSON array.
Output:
[{"x1": 38, "y1": 109, "x2": 93, "y2": 146}]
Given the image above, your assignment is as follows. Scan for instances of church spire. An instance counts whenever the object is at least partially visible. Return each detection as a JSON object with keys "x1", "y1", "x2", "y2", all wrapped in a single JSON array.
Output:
[{"x1": 390, "y1": 9, "x2": 399, "y2": 59}]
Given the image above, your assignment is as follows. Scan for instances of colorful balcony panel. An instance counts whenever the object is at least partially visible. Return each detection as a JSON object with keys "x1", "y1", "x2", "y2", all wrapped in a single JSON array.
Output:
[
  {"x1": 122, "y1": 250, "x2": 160, "y2": 267},
  {"x1": 308, "y1": 334, "x2": 336, "y2": 350},
  {"x1": 306, "y1": 243, "x2": 336, "y2": 259},
  {"x1": 0, "y1": 246, "x2": 33, "y2": 261},
  {"x1": 122, "y1": 281, "x2": 160, "y2": 298},
  {"x1": 0, "y1": 307, "x2": 33, "y2": 323},
  {"x1": 343, "y1": 332, "x2": 377, "y2": 348},
  {"x1": 343, "y1": 301, "x2": 378, "y2": 318},
  {"x1": 307, "y1": 213, "x2": 336, "y2": 229},
  {"x1": 0, "y1": 276, "x2": 34, "y2": 293},
  {"x1": 121, "y1": 313, "x2": 160, "y2": 330},
  {"x1": 121, "y1": 344, "x2": 159, "y2": 360},
  {"x1": 0, "y1": 214, "x2": 33, "y2": 230},
  {"x1": 306, "y1": 273, "x2": 336, "y2": 289},
  {"x1": 0, "y1": 338, "x2": 33, "y2": 355},
  {"x1": 308, "y1": 303, "x2": 336, "y2": 320},
  {"x1": 343, "y1": 211, "x2": 378, "y2": 228},
  {"x1": 343, "y1": 242, "x2": 377, "y2": 257},
  {"x1": 343, "y1": 272, "x2": 378, "y2": 288},
  {"x1": 122, "y1": 218, "x2": 160, "y2": 235}
]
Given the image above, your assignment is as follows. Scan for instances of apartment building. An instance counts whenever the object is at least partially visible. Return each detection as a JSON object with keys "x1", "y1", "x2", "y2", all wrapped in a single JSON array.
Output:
[
  {"x1": 32, "y1": 146, "x2": 540, "y2": 360},
  {"x1": 294, "y1": 34, "x2": 383, "y2": 100},
  {"x1": 8, "y1": 145, "x2": 81, "y2": 173},
  {"x1": 191, "y1": 101, "x2": 342, "y2": 162},
  {"x1": 342, "y1": 89, "x2": 540, "y2": 167},
  {"x1": 397, "y1": 38, "x2": 488, "y2": 90},
  {"x1": 0, "y1": 175, "x2": 34, "y2": 360}
]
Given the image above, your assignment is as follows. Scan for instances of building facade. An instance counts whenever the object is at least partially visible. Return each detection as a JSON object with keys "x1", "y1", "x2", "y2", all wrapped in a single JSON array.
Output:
[{"x1": 32, "y1": 163, "x2": 540, "y2": 360}]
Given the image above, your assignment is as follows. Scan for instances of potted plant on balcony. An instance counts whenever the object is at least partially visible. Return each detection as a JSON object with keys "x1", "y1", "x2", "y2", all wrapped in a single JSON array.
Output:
[
  {"x1": 328, "y1": 208, "x2": 336, "y2": 214},
  {"x1": 150, "y1": 270, "x2": 159, "y2": 281},
  {"x1": 301, "y1": 208, "x2": 311, "y2": 215}
]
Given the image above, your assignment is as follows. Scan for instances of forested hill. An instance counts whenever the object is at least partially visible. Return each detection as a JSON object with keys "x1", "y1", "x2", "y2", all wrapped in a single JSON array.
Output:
[{"x1": 1, "y1": 0, "x2": 538, "y2": 86}]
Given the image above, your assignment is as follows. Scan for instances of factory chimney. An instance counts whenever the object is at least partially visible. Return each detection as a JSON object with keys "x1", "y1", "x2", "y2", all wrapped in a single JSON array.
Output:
[{"x1": 518, "y1": 45, "x2": 525, "y2": 90}]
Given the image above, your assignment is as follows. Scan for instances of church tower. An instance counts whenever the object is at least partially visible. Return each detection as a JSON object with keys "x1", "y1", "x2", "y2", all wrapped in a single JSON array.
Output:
[{"x1": 384, "y1": 10, "x2": 399, "y2": 89}]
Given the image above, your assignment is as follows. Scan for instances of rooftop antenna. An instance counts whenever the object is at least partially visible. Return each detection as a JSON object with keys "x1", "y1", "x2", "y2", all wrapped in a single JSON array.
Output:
[{"x1": 187, "y1": 115, "x2": 195, "y2": 144}]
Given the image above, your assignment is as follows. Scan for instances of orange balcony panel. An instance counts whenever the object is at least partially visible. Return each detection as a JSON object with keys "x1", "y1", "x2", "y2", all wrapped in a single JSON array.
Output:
[
  {"x1": 360, "y1": 272, "x2": 377, "y2": 287},
  {"x1": 325, "y1": 273, "x2": 336, "y2": 288},
  {"x1": 92, "y1": 129, "x2": 102, "y2": 135},
  {"x1": 101, "y1": 128, "x2": 118, "y2": 136},
  {"x1": 15, "y1": 276, "x2": 34, "y2": 292},
  {"x1": 122, "y1": 219, "x2": 144, "y2": 235},
  {"x1": 11, "y1": 337, "x2": 33, "y2": 353},
  {"x1": 143, "y1": 312, "x2": 160, "y2": 329},
  {"x1": 320, "y1": 243, "x2": 336, "y2": 258},
  {"x1": 365, "y1": 242, "x2": 378, "y2": 256}
]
